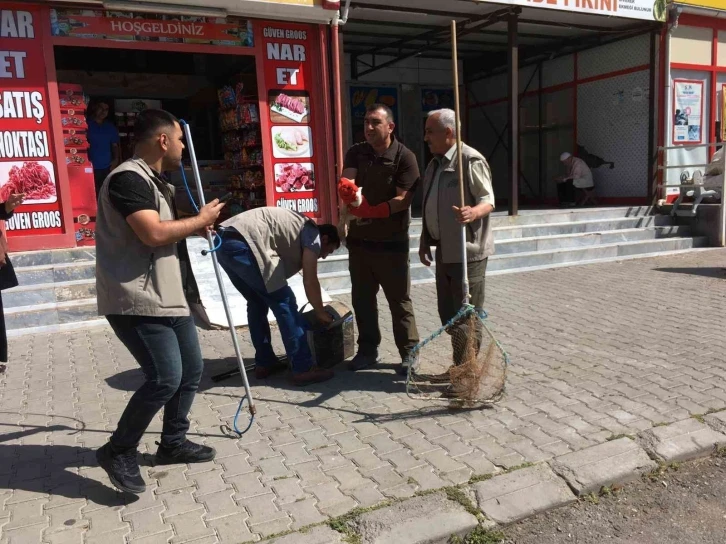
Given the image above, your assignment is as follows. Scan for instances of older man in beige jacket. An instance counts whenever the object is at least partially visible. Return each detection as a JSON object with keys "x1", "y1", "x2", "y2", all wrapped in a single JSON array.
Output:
[{"x1": 416, "y1": 108, "x2": 495, "y2": 371}]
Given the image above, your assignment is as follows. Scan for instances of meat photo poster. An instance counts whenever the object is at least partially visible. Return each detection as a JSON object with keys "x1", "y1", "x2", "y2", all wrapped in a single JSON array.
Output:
[
  {"x1": 261, "y1": 22, "x2": 320, "y2": 217},
  {"x1": 0, "y1": 7, "x2": 64, "y2": 236}
]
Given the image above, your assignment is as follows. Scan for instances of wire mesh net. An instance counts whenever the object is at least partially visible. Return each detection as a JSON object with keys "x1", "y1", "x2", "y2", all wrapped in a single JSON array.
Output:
[{"x1": 406, "y1": 306, "x2": 508, "y2": 407}]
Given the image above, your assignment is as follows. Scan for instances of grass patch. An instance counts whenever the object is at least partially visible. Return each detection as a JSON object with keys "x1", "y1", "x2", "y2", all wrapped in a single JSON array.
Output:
[
  {"x1": 692, "y1": 414, "x2": 706, "y2": 424},
  {"x1": 503, "y1": 462, "x2": 534, "y2": 474},
  {"x1": 443, "y1": 486, "x2": 480, "y2": 518},
  {"x1": 468, "y1": 473, "x2": 494, "y2": 485},
  {"x1": 584, "y1": 492, "x2": 599, "y2": 505},
  {"x1": 653, "y1": 422, "x2": 669, "y2": 427},
  {"x1": 449, "y1": 526, "x2": 506, "y2": 544},
  {"x1": 606, "y1": 433, "x2": 634, "y2": 441},
  {"x1": 327, "y1": 501, "x2": 394, "y2": 544},
  {"x1": 467, "y1": 463, "x2": 535, "y2": 487},
  {"x1": 645, "y1": 461, "x2": 674, "y2": 481}
]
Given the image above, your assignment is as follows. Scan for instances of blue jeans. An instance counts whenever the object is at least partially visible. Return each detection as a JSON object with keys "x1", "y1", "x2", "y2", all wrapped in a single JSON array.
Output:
[
  {"x1": 217, "y1": 234, "x2": 314, "y2": 374},
  {"x1": 106, "y1": 314, "x2": 204, "y2": 451}
]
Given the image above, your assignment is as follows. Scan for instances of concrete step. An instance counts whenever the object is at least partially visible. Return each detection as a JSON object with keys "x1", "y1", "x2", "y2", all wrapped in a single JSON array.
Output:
[
  {"x1": 319, "y1": 236, "x2": 709, "y2": 293},
  {"x1": 10, "y1": 247, "x2": 96, "y2": 268},
  {"x1": 13, "y1": 260, "x2": 95, "y2": 287},
  {"x1": 2, "y1": 279, "x2": 96, "y2": 309},
  {"x1": 4, "y1": 298, "x2": 101, "y2": 332},
  {"x1": 408, "y1": 206, "x2": 653, "y2": 234},
  {"x1": 375, "y1": 217, "x2": 678, "y2": 252},
  {"x1": 323, "y1": 225, "x2": 691, "y2": 275}
]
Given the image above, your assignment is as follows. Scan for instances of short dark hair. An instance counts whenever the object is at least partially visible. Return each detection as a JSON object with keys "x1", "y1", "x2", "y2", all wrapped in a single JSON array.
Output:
[
  {"x1": 365, "y1": 103, "x2": 394, "y2": 124},
  {"x1": 134, "y1": 109, "x2": 179, "y2": 143},
  {"x1": 318, "y1": 224, "x2": 341, "y2": 249}
]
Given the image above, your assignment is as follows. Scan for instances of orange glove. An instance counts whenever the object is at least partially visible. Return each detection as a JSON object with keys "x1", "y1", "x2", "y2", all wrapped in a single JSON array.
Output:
[{"x1": 337, "y1": 178, "x2": 361, "y2": 206}]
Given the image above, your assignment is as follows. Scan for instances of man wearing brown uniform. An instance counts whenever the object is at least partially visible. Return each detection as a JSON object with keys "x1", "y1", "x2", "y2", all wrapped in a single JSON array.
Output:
[{"x1": 341, "y1": 104, "x2": 420, "y2": 375}]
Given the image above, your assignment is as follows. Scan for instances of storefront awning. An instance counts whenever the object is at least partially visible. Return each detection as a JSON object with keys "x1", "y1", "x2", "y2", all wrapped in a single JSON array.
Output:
[{"x1": 342, "y1": 0, "x2": 664, "y2": 80}]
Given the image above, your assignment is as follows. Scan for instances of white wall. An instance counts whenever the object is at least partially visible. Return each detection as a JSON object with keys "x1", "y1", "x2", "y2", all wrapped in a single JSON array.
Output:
[{"x1": 343, "y1": 53, "x2": 462, "y2": 190}]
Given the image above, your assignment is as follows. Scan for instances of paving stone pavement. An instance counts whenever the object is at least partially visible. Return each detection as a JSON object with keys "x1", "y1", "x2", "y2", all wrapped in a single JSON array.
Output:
[{"x1": 1, "y1": 249, "x2": 725, "y2": 543}]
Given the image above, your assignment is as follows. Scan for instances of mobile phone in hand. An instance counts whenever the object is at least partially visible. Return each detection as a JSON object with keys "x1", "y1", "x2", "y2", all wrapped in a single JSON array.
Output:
[{"x1": 219, "y1": 192, "x2": 233, "y2": 204}]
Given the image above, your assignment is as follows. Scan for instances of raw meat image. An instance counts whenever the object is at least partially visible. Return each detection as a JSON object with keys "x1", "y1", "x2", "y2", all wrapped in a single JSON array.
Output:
[
  {"x1": 275, "y1": 93, "x2": 305, "y2": 114},
  {"x1": 269, "y1": 91, "x2": 310, "y2": 124},
  {"x1": 0, "y1": 161, "x2": 57, "y2": 203},
  {"x1": 275, "y1": 163, "x2": 315, "y2": 193}
]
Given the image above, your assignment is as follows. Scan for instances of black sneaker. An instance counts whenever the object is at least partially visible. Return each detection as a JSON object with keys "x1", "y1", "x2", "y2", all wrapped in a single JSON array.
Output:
[
  {"x1": 155, "y1": 440, "x2": 216, "y2": 465},
  {"x1": 348, "y1": 352, "x2": 381, "y2": 371},
  {"x1": 96, "y1": 442, "x2": 146, "y2": 494}
]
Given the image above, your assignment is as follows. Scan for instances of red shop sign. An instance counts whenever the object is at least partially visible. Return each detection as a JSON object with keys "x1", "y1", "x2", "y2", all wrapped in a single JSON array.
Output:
[
  {"x1": 260, "y1": 22, "x2": 320, "y2": 218},
  {"x1": 50, "y1": 9, "x2": 254, "y2": 47},
  {"x1": 0, "y1": 7, "x2": 64, "y2": 237}
]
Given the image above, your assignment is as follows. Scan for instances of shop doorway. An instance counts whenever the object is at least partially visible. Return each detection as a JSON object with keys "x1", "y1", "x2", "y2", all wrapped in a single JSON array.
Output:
[{"x1": 54, "y1": 45, "x2": 266, "y2": 223}]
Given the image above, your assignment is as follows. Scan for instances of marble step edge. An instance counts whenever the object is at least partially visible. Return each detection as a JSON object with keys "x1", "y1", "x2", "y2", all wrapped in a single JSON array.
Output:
[
  {"x1": 12, "y1": 260, "x2": 96, "y2": 273},
  {"x1": 4, "y1": 278, "x2": 95, "y2": 294},
  {"x1": 6, "y1": 318, "x2": 109, "y2": 339},
  {"x1": 319, "y1": 235, "x2": 708, "y2": 280},
  {"x1": 11, "y1": 222, "x2": 671, "y2": 272},
  {"x1": 3, "y1": 297, "x2": 97, "y2": 316},
  {"x1": 327, "y1": 226, "x2": 695, "y2": 264},
  {"x1": 324, "y1": 246, "x2": 720, "y2": 296},
  {"x1": 490, "y1": 215, "x2": 669, "y2": 233}
]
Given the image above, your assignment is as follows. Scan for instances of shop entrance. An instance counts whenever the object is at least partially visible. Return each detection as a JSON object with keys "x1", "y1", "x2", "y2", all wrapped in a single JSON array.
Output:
[{"x1": 53, "y1": 45, "x2": 266, "y2": 230}]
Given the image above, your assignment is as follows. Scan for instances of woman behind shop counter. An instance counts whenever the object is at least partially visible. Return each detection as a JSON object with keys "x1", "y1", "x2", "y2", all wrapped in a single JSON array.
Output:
[{"x1": 0, "y1": 193, "x2": 26, "y2": 374}]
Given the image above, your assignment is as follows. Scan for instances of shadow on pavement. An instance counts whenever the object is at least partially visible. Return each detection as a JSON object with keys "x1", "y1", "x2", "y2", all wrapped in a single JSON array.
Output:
[
  {"x1": 0, "y1": 418, "x2": 137, "y2": 507},
  {"x1": 655, "y1": 267, "x2": 726, "y2": 279},
  {"x1": 104, "y1": 357, "x2": 490, "y2": 425}
]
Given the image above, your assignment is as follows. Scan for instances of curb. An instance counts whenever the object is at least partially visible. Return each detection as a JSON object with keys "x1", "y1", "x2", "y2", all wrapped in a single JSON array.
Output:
[{"x1": 251, "y1": 411, "x2": 726, "y2": 544}]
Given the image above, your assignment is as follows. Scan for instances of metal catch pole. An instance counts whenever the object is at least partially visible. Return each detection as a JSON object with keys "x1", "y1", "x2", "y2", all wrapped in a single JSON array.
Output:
[
  {"x1": 181, "y1": 121, "x2": 256, "y2": 419},
  {"x1": 451, "y1": 20, "x2": 470, "y2": 305}
]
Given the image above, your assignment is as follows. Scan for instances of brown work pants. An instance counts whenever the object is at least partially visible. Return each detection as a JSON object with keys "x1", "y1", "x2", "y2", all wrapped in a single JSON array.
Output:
[
  {"x1": 348, "y1": 245, "x2": 419, "y2": 360},
  {"x1": 435, "y1": 250, "x2": 488, "y2": 366}
]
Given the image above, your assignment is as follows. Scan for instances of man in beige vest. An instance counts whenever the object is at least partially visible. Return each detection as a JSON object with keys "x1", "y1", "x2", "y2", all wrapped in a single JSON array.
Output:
[
  {"x1": 217, "y1": 207, "x2": 340, "y2": 386},
  {"x1": 420, "y1": 109, "x2": 495, "y2": 366},
  {"x1": 95, "y1": 109, "x2": 225, "y2": 494}
]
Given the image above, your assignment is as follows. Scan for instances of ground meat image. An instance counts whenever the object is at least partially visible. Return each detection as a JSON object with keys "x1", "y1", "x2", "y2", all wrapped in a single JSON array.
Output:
[
  {"x1": 0, "y1": 162, "x2": 56, "y2": 201},
  {"x1": 275, "y1": 163, "x2": 315, "y2": 192}
]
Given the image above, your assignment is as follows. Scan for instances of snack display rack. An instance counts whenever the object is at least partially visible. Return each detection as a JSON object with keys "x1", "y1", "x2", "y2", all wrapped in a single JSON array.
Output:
[
  {"x1": 57, "y1": 84, "x2": 97, "y2": 246},
  {"x1": 217, "y1": 82, "x2": 266, "y2": 218}
]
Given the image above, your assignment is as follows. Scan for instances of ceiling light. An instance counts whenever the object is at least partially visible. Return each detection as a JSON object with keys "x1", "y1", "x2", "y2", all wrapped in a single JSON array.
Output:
[{"x1": 102, "y1": 1, "x2": 228, "y2": 18}]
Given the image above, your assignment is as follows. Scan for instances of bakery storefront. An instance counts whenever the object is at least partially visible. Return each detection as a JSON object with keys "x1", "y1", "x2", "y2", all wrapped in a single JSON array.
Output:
[{"x1": 0, "y1": 1, "x2": 339, "y2": 252}]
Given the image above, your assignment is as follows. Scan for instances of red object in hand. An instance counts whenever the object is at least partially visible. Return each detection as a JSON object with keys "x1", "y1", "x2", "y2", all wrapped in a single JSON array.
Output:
[
  {"x1": 338, "y1": 177, "x2": 360, "y2": 205},
  {"x1": 348, "y1": 196, "x2": 390, "y2": 219}
]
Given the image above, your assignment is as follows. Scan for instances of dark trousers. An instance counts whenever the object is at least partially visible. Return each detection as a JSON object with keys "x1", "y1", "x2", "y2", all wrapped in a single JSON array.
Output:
[
  {"x1": 435, "y1": 251, "x2": 488, "y2": 366},
  {"x1": 348, "y1": 245, "x2": 419, "y2": 359},
  {"x1": 217, "y1": 235, "x2": 314, "y2": 374},
  {"x1": 94, "y1": 168, "x2": 111, "y2": 197},
  {"x1": 106, "y1": 314, "x2": 203, "y2": 451},
  {"x1": 0, "y1": 293, "x2": 6, "y2": 363},
  {"x1": 557, "y1": 179, "x2": 575, "y2": 205}
]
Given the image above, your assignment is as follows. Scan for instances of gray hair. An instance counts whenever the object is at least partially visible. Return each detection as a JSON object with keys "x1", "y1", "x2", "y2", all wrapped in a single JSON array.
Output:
[{"x1": 427, "y1": 108, "x2": 457, "y2": 137}]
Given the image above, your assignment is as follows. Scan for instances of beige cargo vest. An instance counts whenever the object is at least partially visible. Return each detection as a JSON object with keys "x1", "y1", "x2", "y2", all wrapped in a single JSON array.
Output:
[
  {"x1": 95, "y1": 158, "x2": 190, "y2": 317},
  {"x1": 221, "y1": 207, "x2": 311, "y2": 293},
  {"x1": 420, "y1": 143, "x2": 495, "y2": 264}
]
